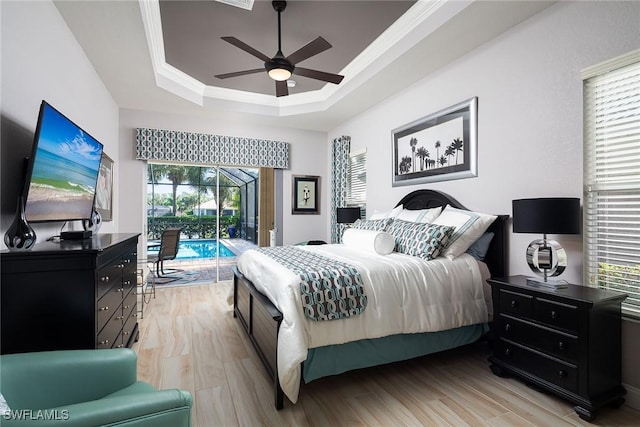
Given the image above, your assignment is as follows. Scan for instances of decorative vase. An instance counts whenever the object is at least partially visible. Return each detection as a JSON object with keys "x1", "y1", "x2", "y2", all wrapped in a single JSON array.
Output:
[
  {"x1": 82, "y1": 209, "x2": 102, "y2": 233},
  {"x1": 4, "y1": 196, "x2": 37, "y2": 251}
]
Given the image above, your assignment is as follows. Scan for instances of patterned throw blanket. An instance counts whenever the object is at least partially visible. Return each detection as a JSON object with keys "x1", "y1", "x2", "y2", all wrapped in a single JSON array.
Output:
[{"x1": 256, "y1": 246, "x2": 367, "y2": 321}]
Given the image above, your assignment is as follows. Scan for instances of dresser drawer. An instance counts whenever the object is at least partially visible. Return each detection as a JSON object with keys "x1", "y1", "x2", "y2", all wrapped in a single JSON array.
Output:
[
  {"x1": 497, "y1": 339, "x2": 578, "y2": 393},
  {"x1": 535, "y1": 298, "x2": 579, "y2": 333},
  {"x1": 122, "y1": 287, "x2": 136, "y2": 314},
  {"x1": 499, "y1": 315, "x2": 578, "y2": 363},
  {"x1": 122, "y1": 307, "x2": 138, "y2": 347},
  {"x1": 500, "y1": 289, "x2": 534, "y2": 319},
  {"x1": 97, "y1": 264, "x2": 120, "y2": 300},
  {"x1": 97, "y1": 287, "x2": 122, "y2": 331},
  {"x1": 97, "y1": 313, "x2": 122, "y2": 349}
]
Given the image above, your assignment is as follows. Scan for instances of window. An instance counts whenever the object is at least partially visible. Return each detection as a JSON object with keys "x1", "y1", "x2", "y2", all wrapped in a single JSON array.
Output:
[
  {"x1": 347, "y1": 149, "x2": 366, "y2": 218},
  {"x1": 583, "y1": 50, "x2": 640, "y2": 316}
]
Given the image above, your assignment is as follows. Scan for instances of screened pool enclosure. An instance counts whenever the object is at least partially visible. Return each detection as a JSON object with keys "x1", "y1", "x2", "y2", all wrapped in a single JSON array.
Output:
[{"x1": 147, "y1": 164, "x2": 258, "y2": 243}]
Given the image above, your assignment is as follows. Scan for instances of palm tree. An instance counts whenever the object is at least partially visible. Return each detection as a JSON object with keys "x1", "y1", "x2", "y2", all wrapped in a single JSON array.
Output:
[
  {"x1": 451, "y1": 138, "x2": 464, "y2": 164},
  {"x1": 416, "y1": 147, "x2": 429, "y2": 171},
  {"x1": 147, "y1": 164, "x2": 189, "y2": 216},
  {"x1": 439, "y1": 155, "x2": 448, "y2": 167},
  {"x1": 435, "y1": 140, "x2": 441, "y2": 162},
  {"x1": 444, "y1": 146, "x2": 455, "y2": 165},
  {"x1": 399, "y1": 156, "x2": 412, "y2": 174},
  {"x1": 409, "y1": 137, "x2": 418, "y2": 172}
]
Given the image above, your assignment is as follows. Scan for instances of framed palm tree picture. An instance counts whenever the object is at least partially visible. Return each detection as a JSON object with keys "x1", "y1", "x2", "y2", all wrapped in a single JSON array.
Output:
[{"x1": 392, "y1": 97, "x2": 477, "y2": 186}]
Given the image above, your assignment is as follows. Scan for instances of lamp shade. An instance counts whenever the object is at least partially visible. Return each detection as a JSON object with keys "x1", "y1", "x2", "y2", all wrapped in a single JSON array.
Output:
[
  {"x1": 512, "y1": 198, "x2": 580, "y2": 235},
  {"x1": 337, "y1": 207, "x2": 361, "y2": 224}
]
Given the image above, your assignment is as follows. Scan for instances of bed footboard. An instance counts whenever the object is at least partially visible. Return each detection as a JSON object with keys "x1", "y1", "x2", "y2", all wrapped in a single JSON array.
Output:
[{"x1": 233, "y1": 266, "x2": 284, "y2": 409}]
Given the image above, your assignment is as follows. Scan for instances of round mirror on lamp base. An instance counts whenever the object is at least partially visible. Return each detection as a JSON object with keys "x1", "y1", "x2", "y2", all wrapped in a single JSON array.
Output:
[{"x1": 525, "y1": 235, "x2": 568, "y2": 289}]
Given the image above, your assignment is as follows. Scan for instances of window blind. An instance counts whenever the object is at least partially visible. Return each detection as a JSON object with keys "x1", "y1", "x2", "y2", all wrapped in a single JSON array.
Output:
[
  {"x1": 583, "y1": 51, "x2": 640, "y2": 316},
  {"x1": 347, "y1": 149, "x2": 366, "y2": 218}
]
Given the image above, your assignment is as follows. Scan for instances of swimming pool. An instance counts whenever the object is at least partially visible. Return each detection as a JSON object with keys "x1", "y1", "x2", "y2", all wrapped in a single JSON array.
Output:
[{"x1": 147, "y1": 239, "x2": 236, "y2": 259}]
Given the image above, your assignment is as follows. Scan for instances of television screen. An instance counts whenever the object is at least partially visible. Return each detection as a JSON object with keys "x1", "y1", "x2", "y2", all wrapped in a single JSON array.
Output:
[{"x1": 24, "y1": 101, "x2": 104, "y2": 222}]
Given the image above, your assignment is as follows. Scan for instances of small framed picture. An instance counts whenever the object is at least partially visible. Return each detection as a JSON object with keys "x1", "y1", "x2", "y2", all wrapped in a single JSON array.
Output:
[
  {"x1": 292, "y1": 175, "x2": 320, "y2": 214},
  {"x1": 95, "y1": 152, "x2": 113, "y2": 221}
]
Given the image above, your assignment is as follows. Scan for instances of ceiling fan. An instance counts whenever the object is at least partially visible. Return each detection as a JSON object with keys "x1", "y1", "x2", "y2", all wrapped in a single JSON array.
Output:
[{"x1": 214, "y1": 0, "x2": 345, "y2": 97}]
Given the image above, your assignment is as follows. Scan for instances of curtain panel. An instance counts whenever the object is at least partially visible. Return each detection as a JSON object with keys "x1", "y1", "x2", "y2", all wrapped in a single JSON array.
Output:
[
  {"x1": 136, "y1": 128, "x2": 289, "y2": 169},
  {"x1": 331, "y1": 136, "x2": 351, "y2": 243}
]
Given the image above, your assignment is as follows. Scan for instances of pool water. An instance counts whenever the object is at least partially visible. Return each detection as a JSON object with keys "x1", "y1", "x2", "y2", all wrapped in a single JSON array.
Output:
[{"x1": 148, "y1": 239, "x2": 235, "y2": 259}]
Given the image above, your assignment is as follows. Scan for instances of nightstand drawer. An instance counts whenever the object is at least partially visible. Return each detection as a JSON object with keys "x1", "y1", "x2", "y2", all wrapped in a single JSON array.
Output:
[
  {"x1": 499, "y1": 289, "x2": 534, "y2": 319},
  {"x1": 535, "y1": 298, "x2": 578, "y2": 333},
  {"x1": 500, "y1": 314, "x2": 578, "y2": 363},
  {"x1": 497, "y1": 339, "x2": 578, "y2": 393}
]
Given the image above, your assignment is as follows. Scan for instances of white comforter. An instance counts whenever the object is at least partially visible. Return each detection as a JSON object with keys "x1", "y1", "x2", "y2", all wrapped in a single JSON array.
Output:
[{"x1": 236, "y1": 244, "x2": 489, "y2": 403}]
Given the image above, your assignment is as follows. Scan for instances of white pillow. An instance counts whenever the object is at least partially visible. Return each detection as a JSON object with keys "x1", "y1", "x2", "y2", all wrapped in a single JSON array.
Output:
[
  {"x1": 342, "y1": 228, "x2": 395, "y2": 255},
  {"x1": 432, "y1": 205, "x2": 497, "y2": 260},
  {"x1": 369, "y1": 204, "x2": 403, "y2": 220},
  {"x1": 396, "y1": 206, "x2": 442, "y2": 224}
]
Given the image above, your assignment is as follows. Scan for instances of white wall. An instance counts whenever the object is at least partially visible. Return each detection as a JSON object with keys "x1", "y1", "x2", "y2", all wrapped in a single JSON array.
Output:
[
  {"x1": 330, "y1": 0, "x2": 640, "y2": 285},
  {"x1": 118, "y1": 109, "x2": 328, "y2": 249},
  {"x1": 328, "y1": 0, "x2": 640, "y2": 404},
  {"x1": 0, "y1": 0, "x2": 119, "y2": 245}
]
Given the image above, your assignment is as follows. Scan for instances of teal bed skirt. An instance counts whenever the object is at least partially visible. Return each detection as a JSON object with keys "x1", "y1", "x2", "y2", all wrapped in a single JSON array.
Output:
[{"x1": 303, "y1": 323, "x2": 489, "y2": 383}]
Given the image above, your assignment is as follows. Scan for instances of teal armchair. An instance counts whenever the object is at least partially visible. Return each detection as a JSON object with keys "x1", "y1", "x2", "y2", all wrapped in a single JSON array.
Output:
[{"x1": 0, "y1": 349, "x2": 192, "y2": 427}]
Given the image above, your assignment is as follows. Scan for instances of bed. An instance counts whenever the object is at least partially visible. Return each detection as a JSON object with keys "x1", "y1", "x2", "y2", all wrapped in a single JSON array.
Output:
[{"x1": 233, "y1": 189, "x2": 508, "y2": 409}]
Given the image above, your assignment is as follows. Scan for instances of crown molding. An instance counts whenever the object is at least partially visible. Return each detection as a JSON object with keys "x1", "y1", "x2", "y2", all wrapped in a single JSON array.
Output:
[{"x1": 139, "y1": 0, "x2": 471, "y2": 116}]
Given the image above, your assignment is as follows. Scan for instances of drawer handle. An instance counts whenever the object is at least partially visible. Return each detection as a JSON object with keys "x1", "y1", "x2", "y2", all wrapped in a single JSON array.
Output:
[
  {"x1": 99, "y1": 306, "x2": 110, "y2": 311},
  {"x1": 124, "y1": 259, "x2": 131, "y2": 264},
  {"x1": 99, "y1": 339, "x2": 109, "y2": 346},
  {"x1": 551, "y1": 310, "x2": 558, "y2": 320},
  {"x1": 511, "y1": 300, "x2": 518, "y2": 308},
  {"x1": 558, "y1": 370, "x2": 567, "y2": 378},
  {"x1": 123, "y1": 331, "x2": 130, "y2": 336},
  {"x1": 124, "y1": 280, "x2": 131, "y2": 285},
  {"x1": 505, "y1": 323, "x2": 512, "y2": 332},
  {"x1": 558, "y1": 341, "x2": 565, "y2": 350},
  {"x1": 504, "y1": 348, "x2": 511, "y2": 357},
  {"x1": 116, "y1": 344, "x2": 124, "y2": 348},
  {"x1": 101, "y1": 276, "x2": 110, "y2": 282},
  {"x1": 117, "y1": 287, "x2": 124, "y2": 293},
  {"x1": 117, "y1": 264, "x2": 124, "y2": 269},
  {"x1": 124, "y1": 305, "x2": 131, "y2": 309},
  {"x1": 115, "y1": 315, "x2": 124, "y2": 320}
]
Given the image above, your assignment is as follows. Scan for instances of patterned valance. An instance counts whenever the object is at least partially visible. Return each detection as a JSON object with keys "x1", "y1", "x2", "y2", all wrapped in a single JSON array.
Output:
[{"x1": 136, "y1": 128, "x2": 289, "y2": 169}]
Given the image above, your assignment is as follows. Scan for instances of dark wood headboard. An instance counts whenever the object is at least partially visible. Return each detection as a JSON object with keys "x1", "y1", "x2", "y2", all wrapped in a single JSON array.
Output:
[{"x1": 395, "y1": 189, "x2": 509, "y2": 278}]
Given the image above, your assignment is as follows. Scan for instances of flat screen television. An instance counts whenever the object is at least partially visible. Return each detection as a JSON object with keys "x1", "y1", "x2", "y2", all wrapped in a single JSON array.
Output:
[{"x1": 23, "y1": 101, "x2": 104, "y2": 222}]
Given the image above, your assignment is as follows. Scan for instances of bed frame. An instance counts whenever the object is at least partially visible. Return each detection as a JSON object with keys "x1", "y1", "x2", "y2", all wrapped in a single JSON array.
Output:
[{"x1": 233, "y1": 189, "x2": 509, "y2": 409}]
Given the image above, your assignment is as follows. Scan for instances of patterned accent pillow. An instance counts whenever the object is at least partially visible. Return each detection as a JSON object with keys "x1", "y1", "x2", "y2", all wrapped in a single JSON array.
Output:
[
  {"x1": 387, "y1": 219, "x2": 455, "y2": 260},
  {"x1": 352, "y1": 218, "x2": 393, "y2": 232}
]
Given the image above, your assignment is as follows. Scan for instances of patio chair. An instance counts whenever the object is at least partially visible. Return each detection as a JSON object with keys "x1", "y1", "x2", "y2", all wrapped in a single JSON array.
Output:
[{"x1": 147, "y1": 227, "x2": 182, "y2": 277}]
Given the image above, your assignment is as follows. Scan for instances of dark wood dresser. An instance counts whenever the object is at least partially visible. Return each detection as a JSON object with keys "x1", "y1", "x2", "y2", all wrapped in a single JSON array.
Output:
[
  {"x1": 1, "y1": 233, "x2": 140, "y2": 355},
  {"x1": 487, "y1": 275, "x2": 627, "y2": 421}
]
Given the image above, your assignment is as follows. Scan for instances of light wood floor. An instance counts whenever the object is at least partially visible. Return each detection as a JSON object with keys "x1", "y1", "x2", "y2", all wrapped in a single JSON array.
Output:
[{"x1": 133, "y1": 283, "x2": 640, "y2": 427}]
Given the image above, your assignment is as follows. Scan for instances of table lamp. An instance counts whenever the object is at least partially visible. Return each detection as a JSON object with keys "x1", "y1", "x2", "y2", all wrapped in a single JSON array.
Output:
[{"x1": 512, "y1": 198, "x2": 580, "y2": 288}]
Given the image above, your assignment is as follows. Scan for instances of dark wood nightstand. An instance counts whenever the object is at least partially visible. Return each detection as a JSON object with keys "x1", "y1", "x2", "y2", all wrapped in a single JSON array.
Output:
[{"x1": 487, "y1": 275, "x2": 627, "y2": 421}]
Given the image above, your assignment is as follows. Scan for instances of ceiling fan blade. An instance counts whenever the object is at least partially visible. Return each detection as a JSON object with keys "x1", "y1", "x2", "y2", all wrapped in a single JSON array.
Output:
[
  {"x1": 221, "y1": 36, "x2": 271, "y2": 62},
  {"x1": 275, "y1": 80, "x2": 289, "y2": 97},
  {"x1": 286, "y1": 36, "x2": 332, "y2": 65},
  {"x1": 294, "y1": 67, "x2": 344, "y2": 85},
  {"x1": 214, "y1": 69, "x2": 265, "y2": 79}
]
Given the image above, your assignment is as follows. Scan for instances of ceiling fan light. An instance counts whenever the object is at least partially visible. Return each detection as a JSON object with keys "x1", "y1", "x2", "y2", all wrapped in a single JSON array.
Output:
[{"x1": 268, "y1": 68, "x2": 292, "y2": 81}]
